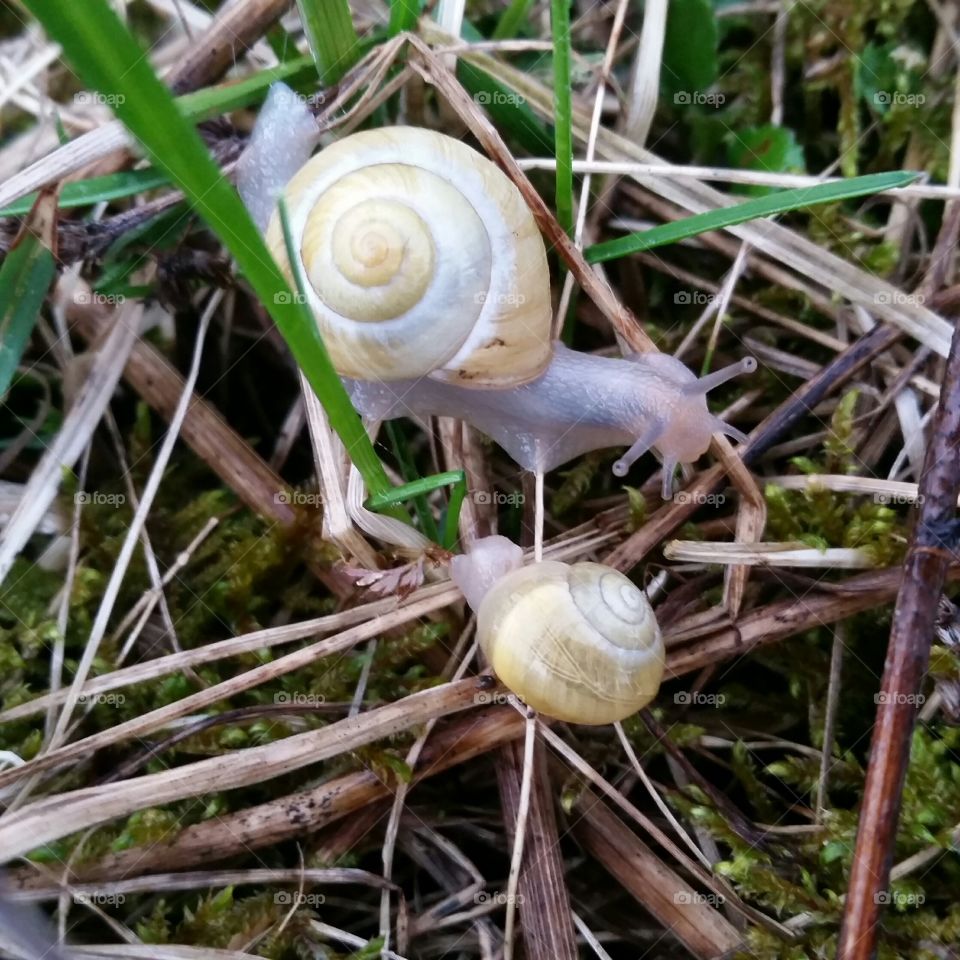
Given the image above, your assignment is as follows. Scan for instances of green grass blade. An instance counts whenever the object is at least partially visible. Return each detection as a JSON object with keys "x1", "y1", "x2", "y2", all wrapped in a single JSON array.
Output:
[
  {"x1": 550, "y1": 0, "x2": 574, "y2": 236},
  {"x1": 176, "y1": 57, "x2": 315, "y2": 120},
  {"x1": 493, "y1": 0, "x2": 536, "y2": 39},
  {"x1": 441, "y1": 475, "x2": 466, "y2": 550},
  {"x1": 364, "y1": 467, "x2": 467, "y2": 550},
  {"x1": 23, "y1": 0, "x2": 399, "y2": 511},
  {"x1": 0, "y1": 230, "x2": 56, "y2": 401},
  {"x1": 388, "y1": 0, "x2": 422, "y2": 35},
  {"x1": 0, "y1": 168, "x2": 170, "y2": 218},
  {"x1": 385, "y1": 422, "x2": 440, "y2": 543},
  {"x1": 365, "y1": 471, "x2": 467, "y2": 510},
  {"x1": 585, "y1": 170, "x2": 919, "y2": 263},
  {"x1": 296, "y1": 0, "x2": 360, "y2": 84}
]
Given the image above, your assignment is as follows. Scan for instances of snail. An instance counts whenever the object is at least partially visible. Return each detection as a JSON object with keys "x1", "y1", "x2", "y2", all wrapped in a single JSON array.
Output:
[
  {"x1": 450, "y1": 536, "x2": 664, "y2": 724},
  {"x1": 240, "y1": 85, "x2": 756, "y2": 500}
]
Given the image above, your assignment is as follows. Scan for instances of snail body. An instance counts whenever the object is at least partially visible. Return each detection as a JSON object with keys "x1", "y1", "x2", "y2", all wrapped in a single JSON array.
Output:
[
  {"x1": 241, "y1": 85, "x2": 755, "y2": 496},
  {"x1": 345, "y1": 343, "x2": 755, "y2": 497},
  {"x1": 451, "y1": 537, "x2": 664, "y2": 724}
]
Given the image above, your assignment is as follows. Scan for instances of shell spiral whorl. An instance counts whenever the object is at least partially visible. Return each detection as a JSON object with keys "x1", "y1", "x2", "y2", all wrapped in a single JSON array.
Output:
[{"x1": 265, "y1": 127, "x2": 552, "y2": 386}]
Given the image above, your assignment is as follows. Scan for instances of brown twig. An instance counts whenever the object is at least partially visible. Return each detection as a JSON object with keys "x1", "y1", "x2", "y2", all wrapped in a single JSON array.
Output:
[
  {"x1": 837, "y1": 317, "x2": 960, "y2": 959},
  {"x1": 665, "y1": 564, "x2": 960, "y2": 677}
]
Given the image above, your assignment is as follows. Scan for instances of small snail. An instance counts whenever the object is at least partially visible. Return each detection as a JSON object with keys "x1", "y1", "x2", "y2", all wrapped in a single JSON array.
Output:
[
  {"x1": 451, "y1": 537, "x2": 664, "y2": 724},
  {"x1": 241, "y1": 85, "x2": 755, "y2": 497}
]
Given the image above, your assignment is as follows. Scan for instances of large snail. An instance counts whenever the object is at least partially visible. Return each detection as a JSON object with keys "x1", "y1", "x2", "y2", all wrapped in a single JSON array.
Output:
[
  {"x1": 239, "y1": 84, "x2": 755, "y2": 499},
  {"x1": 451, "y1": 536, "x2": 664, "y2": 724}
]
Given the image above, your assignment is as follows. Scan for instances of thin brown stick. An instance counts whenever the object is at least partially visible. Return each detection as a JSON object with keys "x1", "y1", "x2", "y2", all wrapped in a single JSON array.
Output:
[
  {"x1": 837, "y1": 317, "x2": 960, "y2": 960},
  {"x1": 666, "y1": 565, "x2": 960, "y2": 677}
]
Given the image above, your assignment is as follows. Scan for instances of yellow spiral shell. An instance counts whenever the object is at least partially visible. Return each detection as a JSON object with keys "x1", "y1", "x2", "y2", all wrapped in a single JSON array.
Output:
[
  {"x1": 477, "y1": 561, "x2": 664, "y2": 724},
  {"x1": 265, "y1": 127, "x2": 553, "y2": 386}
]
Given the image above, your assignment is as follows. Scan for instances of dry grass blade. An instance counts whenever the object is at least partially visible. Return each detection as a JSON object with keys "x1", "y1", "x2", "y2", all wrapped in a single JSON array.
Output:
[
  {"x1": 0, "y1": 288, "x2": 139, "y2": 584},
  {"x1": 664, "y1": 541, "x2": 876, "y2": 568},
  {"x1": 10, "y1": 867, "x2": 395, "y2": 901},
  {"x1": 0, "y1": 589, "x2": 458, "y2": 792},
  {"x1": 439, "y1": 38, "x2": 954, "y2": 355},
  {"x1": 496, "y1": 730, "x2": 578, "y2": 960},
  {"x1": 5, "y1": 709, "x2": 526, "y2": 888},
  {"x1": 48, "y1": 293, "x2": 216, "y2": 749},
  {"x1": 0, "y1": 584, "x2": 454, "y2": 724},
  {"x1": 0, "y1": 678, "x2": 483, "y2": 861}
]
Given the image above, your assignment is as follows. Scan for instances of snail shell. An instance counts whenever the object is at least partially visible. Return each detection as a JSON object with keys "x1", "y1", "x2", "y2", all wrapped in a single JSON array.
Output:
[
  {"x1": 265, "y1": 127, "x2": 553, "y2": 386},
  {"x1": 476, "y1": 561, "x2": 664, "y2": 725}
]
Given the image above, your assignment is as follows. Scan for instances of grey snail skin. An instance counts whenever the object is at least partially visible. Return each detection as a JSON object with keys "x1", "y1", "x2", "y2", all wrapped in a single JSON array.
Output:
[
  {"x1": 450, "y1": 536, "x2": 665, "y2": 724},
  {"x1": 240, "y1": 83, "x2": 756, "y2": 500},
  {"x1": 344, "y1": 347, "x2": 756, "y2": 499}
]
